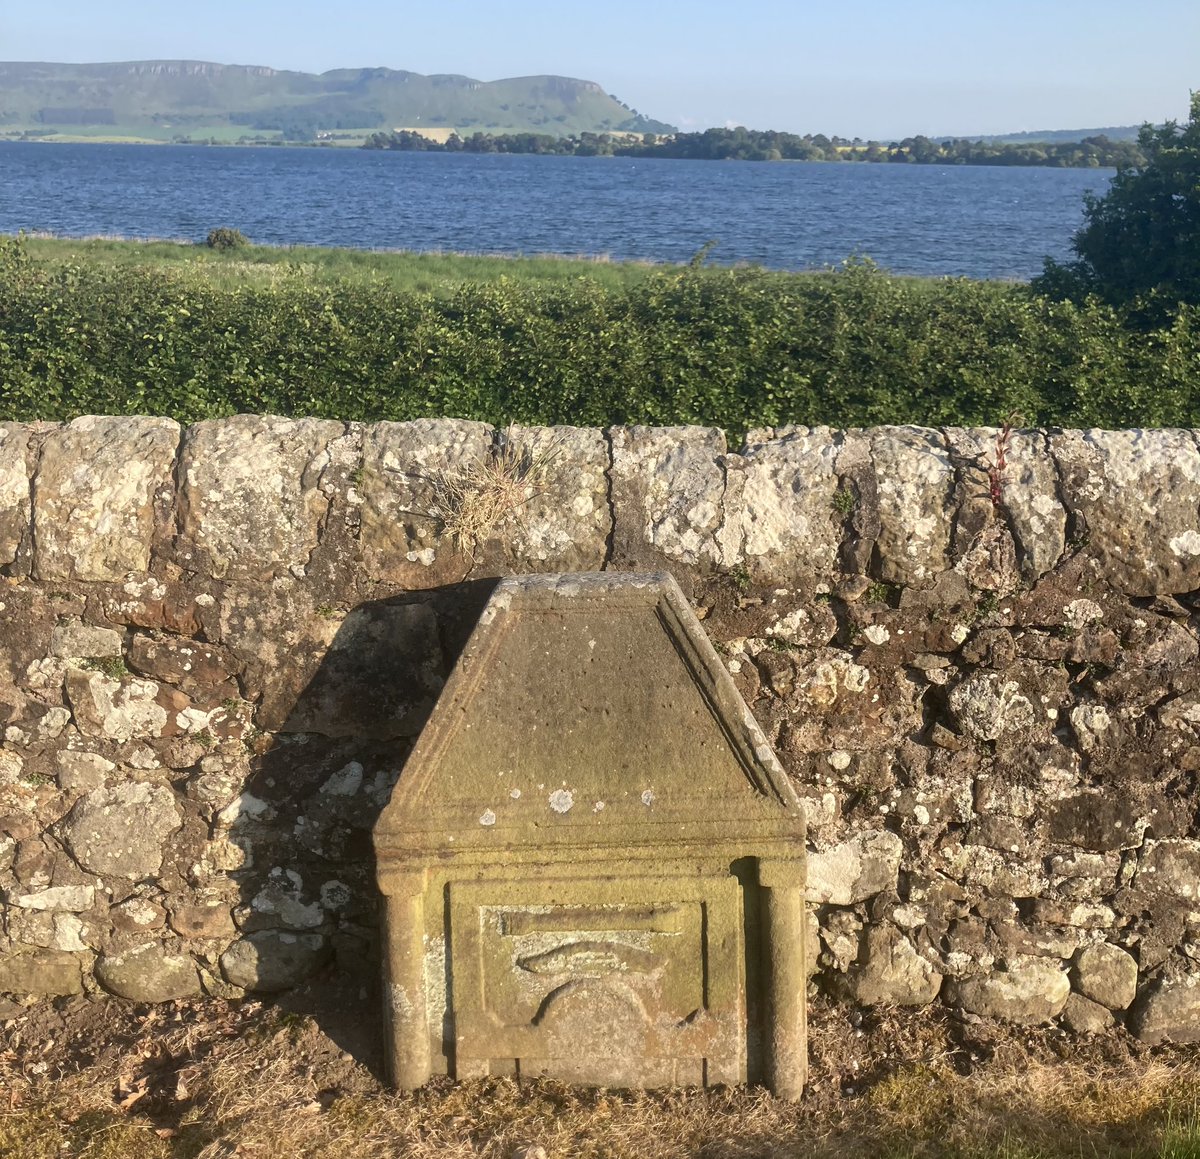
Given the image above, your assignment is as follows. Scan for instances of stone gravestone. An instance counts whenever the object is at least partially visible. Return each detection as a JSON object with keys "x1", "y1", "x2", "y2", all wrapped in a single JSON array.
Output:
[{"x1": 374, "y1": 572, "x2": 807, "y2": 1097}]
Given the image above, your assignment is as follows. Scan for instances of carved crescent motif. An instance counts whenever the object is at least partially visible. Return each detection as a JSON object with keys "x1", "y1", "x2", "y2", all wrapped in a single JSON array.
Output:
[{"x1": 516, "y1": 940, "x2": 664, "y2": 976}]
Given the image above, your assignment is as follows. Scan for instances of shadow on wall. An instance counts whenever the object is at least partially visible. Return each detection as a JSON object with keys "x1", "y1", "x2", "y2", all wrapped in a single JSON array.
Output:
[{"x1": 226, "y1": 579, "x2": 497, "y2": 1078}]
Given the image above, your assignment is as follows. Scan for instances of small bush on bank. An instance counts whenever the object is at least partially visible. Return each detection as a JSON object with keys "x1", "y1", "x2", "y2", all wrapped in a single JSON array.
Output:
[
  {"x1": 205, "y1": 227, "x2": 249, "y2": 250},
  {"x1": 1, "y1": 239, "x2": 1197, "y2": 432}
]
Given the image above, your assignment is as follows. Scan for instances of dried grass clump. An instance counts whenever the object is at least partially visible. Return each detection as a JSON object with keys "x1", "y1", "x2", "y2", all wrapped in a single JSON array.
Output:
[{"x1": 429, "y1": 432, "x2": 561, "y2": 560}]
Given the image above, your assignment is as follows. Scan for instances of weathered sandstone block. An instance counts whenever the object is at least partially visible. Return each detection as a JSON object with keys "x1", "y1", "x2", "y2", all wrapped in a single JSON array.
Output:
[
  {"x1": 375, "y1": 572, "x2": 807, "y2": 1097},
  {"x1": 1061, "y1": 993, "x2": 1114, "y2": 1034},
  {"x1": 1073, "y1": 943, "x2": 1138, "y2": 1010},
  {"x1": 845, "y1": 924, "x2": 942, "y2": 1006},
  {"x1": 220, "y1": 931, "x2": 330, "y2": 992},
  {"x1": 1131, "y1": 967, "x2": 1200, "y2": 1044},
  {"x1": 949, "y1": 956, "x2": 1071, "y2": 1024},
  {"x1": 0, "y1": 948, "x2": 84, "y2": 997},
  {"x1": 1135, "y1": 839, "x2": 1200, "y2": 900},
  {"x1": 96, "y1": 942, "x2": 200, "y2": 1002}
]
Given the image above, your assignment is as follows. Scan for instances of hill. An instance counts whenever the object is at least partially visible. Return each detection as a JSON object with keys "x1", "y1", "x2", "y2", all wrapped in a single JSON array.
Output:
[{"x1": 0, "y1": 60, "x2": 675, "y2": 144}]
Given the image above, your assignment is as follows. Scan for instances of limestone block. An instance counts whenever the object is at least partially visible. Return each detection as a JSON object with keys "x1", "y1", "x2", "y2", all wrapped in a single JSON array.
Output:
[
  {"x1": 33, "y1": 416, "x2": 179, "y2": 581},
  {"x1": 1048, "y1": 793, "x2": 1152, "y2": 853},
  {"x1": 9, "y1": 884, "x2": 95, "y2": 912},
  {"x1": 609, "y1": 426, "x2": 734, "y2": 569},
  {"x1": 1051, "y1": 429, "x2": 1200, "y2": 595},
  {"x1": 947, "y1": 672, "x2": 1039, "y2": 742},
  {"x1": 807, "y1": 830, "x2": 903, "y2": 905},
  {"x1": 943, "y1": 428, "x2": 1067, "y2": 580},
  {"x1": 50, "y1": 620, "x2": 123, "y2": 660},
  {"x1": 845, "y1": 924, "x2": 942, "y2": 1006},
  {"x1": 65, "y1": 668, "x2": 168, "y2": 741},
  {"x1": 0, "y1": 422, "x2": 31, "y2": 569},
  {"x1": 949, "y1": 956, "x2": 1071, "y2": 1024},
  {"x1": 869, "y1": 427, "x2": 955, "y2": 586},
  {"x1": 1061, "y1": 993, "x2": 1114, "y2": 1034},
  {"x1": 736, "y1": 426, "x2": 840, "y2": 579},
  {"x1": 1135, "y1": 839, "x2": 1200, "y2": 901},
  {"x1": 494, "y1": 425, "x2": 610, "y2": 571},
  {"x1": 1073, "y1": 943, "x2": 1138, "y2": 1010},
  {"x1": 220, "y1": 931, "x2": 330, "y2": 992},
  {"x1": 359, "y1": 419, "x2": 493, "y2": 585},
  {"x1": 0, "y1": 948, "x2": 84, "y2": 996},
  {"x1": 57, "y1": 783, "x2": 181, "y2": 878},
  {"x1": 1131, "y1": 967, "x2": 1200, "y2": 1044},
  {"x1": 176, "y1": 415, "x2": 344, "y2": 580},
  {"x1": 96, "y1": 942, "x2": 201, "y2": 1002},
  {"x1": 56, "y1": 751, "x2": 114, "y2": 792}
]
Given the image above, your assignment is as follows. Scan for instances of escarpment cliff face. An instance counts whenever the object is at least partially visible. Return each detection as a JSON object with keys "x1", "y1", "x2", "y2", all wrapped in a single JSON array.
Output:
[
  {"x1": 0, "y1": 62, "x2": 674, "y2": 136},
  {"x1": 3, "y1": 417, "x2": 1200, "y2": 1043}
]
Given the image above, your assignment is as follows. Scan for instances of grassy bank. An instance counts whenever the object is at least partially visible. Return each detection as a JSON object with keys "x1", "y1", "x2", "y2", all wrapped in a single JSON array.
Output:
[
  {"x1": 2, "y1": 235, "x2": 1197, "y2": 432},
  {"x1": 16, "y1": 235, "x2": 668, "y2": 295}
]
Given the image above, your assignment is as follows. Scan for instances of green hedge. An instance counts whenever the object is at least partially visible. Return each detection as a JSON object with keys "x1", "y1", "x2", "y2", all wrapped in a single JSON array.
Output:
[{"x1": 2, "y1": 239, "x2": 1198, "y2": 432}]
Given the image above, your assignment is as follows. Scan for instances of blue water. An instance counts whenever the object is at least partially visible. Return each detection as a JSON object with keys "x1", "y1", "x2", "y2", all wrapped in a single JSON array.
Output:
[{"x1": 0, "y1": 142, "x2": 1114, "y2": 279}]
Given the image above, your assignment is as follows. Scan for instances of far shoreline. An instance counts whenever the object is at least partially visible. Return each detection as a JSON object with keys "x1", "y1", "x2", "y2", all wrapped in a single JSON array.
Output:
[{"x1": 0, "y1": 133, "x2": 1131, "y2": 172}]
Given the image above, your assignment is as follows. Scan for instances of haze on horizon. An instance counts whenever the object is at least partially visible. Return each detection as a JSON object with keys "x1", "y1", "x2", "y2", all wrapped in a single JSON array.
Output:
[{"x1": 2, "y1": 0, "x2": 1194, "y2": 141}]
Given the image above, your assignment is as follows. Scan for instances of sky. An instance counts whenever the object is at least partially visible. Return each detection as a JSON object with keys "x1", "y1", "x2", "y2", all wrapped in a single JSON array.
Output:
[{"x1": 3, "y1": 0, "x2": 1196, "y2": 139}]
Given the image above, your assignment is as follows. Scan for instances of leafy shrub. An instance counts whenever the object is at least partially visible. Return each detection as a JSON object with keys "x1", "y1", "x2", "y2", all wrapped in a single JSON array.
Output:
[
  {"x1": 1, "y1": 239, "x2": 1198, "y2": 432},
  {"x1": 1035, "y1": 93, "x2": 1200, "y2": 314},
  {"x1": 205, "y1": 227, "x2": 249, "y2": 251}
]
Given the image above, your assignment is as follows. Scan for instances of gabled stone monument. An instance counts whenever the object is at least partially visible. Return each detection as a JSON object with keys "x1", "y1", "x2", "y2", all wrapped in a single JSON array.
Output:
[{"x1": 374, "y1": 572, "x2": 807, "y2": 1097}]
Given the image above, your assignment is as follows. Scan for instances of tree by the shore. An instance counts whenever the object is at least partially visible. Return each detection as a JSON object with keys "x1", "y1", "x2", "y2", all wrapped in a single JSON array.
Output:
[{"x1": 1035, "y1": 92, "x2": 1200, "y2": 309}]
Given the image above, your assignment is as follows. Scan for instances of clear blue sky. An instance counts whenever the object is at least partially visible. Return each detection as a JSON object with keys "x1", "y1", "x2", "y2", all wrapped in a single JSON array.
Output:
[{"x1": 3, "y1": 0, "x2": 1195, "y2": 138}]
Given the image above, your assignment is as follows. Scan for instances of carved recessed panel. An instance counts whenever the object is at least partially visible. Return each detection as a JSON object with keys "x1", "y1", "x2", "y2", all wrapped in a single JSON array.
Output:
[{"x1": 448, "y1": 877, "x2": 745, "y2": 1086}]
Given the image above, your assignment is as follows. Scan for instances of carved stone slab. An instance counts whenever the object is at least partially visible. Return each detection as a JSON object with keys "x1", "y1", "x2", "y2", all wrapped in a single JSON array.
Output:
[{"x1": 374, "y1": 572, "x2": 807, "y2": 1097}]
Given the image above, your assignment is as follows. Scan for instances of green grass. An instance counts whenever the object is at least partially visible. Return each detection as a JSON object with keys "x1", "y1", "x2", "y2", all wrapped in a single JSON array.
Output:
[{"x1": 17, "y1": 235, "x2": 678, "y2": 295}]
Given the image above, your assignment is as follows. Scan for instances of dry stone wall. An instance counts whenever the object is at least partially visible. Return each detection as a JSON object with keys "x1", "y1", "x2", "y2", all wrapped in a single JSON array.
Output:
[{"x1": 3, "y1": 417, "x2": 1200, "y2": 1045}]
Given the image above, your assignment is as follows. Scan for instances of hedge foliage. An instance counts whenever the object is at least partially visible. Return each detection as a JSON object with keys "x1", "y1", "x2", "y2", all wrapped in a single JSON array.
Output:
[{"x1": 2, "y1": 238, "x2": 1199, "y2": 433}]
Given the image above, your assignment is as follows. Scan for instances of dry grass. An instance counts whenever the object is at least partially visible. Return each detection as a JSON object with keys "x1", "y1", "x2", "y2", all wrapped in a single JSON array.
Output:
[
  {"x1": 425, "y1": 432, "x2": 561, "y2": 560},
  {"x1": 3, "y1": 997, "x2": 1200, "y2": 1158}
]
